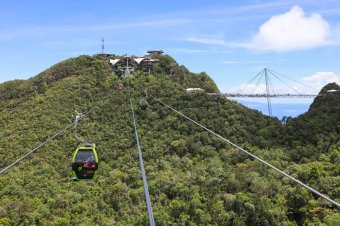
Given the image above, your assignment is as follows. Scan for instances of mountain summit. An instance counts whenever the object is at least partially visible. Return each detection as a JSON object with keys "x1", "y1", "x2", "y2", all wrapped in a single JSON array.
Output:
[{"x1": 0, "y1": 55, "x2": 339, "y2": 225}]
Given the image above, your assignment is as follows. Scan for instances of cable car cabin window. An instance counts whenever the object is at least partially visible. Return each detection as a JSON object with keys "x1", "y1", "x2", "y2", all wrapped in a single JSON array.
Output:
[
  {"x1": 75, "y1": 150, "x2": 95, "y2": 162},
  {"x1": 72, "y1": 149, "x2": 98, "y2": 180}
]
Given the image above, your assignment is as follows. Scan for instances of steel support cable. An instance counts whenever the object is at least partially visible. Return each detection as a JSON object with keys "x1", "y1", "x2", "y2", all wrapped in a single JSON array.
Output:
[
  {"x1": 233, "y1": 70, "x2": 264, "y2": 94},
  {"x1": 148, "y1": 94, "x2": 340, "y2": 208},
  {"x1": 127, "y1": 83, "x2": 155, "y2": 226},
  {"x1": 267, "y1": 75, "x2": 276, "y2": 95},
  {"x1": 251, "y1": 70, "x2": 265, "y2": 95},
  {"x1": 268, "y1": 70, "x2": 302, "y2": 95},
  {"x1": 267, "y1": 69, "x2": 317, "y2": 91}
]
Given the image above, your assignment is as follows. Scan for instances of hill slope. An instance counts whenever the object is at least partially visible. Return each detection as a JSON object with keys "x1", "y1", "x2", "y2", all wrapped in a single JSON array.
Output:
[{"x1": 0, "y1": 55, "x2": 339, "y2": 225}]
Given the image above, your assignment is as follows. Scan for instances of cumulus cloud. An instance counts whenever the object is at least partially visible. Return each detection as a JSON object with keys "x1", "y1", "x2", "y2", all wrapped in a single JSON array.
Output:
[
  {"x1": 230, "y1": 71, "x2": 339, "y2": 96},
  {"x1": 185, "y1": 37, "x2": 228, "y2": 45},
  {"x1": 250, "y1": 6, "x2": 331, "y2": 51},
  {"x1": 302, "y1": 72, "x2": 339, "y2": 90}
]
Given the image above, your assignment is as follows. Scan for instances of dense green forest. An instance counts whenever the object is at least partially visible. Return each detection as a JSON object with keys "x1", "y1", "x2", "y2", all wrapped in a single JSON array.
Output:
[{"x1": 0, "y1": 55, "x2": 339, "y2": 225}]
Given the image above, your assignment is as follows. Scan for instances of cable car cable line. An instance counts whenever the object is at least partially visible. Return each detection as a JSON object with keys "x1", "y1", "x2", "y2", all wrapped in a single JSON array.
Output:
[
  {"x1": 1, "y1": 62, "x2": 338, "y2": 224},
  {"x1": 70, "y1": 78, "x2": 132, "y2": 180},
  {"x1": 69, "y1": 81, "x2": 132, "y2": 180},
  {"x1": 0, "y1": 122, "x2": 74, "y2": 175},
  {"x1": 127, "y1": 80, "x2": 155, "y2": 226},
  {"x1": 146, "y1": 92, "x2": 340, "y2": 209},
  {"x1": 0, "y1": 105, "x2": 97, "y2": 175},
  {"x1": 0, "y1": 80, "x2": 120, "y2": 176}
]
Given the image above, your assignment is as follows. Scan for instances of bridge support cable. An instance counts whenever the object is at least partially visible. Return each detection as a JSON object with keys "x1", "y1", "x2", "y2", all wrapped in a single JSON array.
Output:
[
  {"x1": 267, "y1": 69, "x2": 317, "y2": 92},
  {"x1": 225, "y1": 68, "x2": 320, "y2": 99},
  {"x1": 268, "y1": 70, "x2": 302, "y2": 95},
  {"x1": 234, "y1": 70, "x2": 264, "y2": 95},
  {"x1": 250, "y1": 70, "x2": 264, "y2": 95},
  {"x1": 148, "y1": 93, "x2": 340, "y2": 208},
  {"x1": 267, "y1": 75, "x2": 277, "y2": 96},
  {"x1": 127, "y1": 83, "x2": 155, "y2": 226}
]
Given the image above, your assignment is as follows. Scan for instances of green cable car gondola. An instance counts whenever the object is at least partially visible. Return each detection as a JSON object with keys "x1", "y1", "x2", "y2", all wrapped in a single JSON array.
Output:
[
  {"x1": 71, "y1": 113, "x2": 99, "y2": 180},
  {"x1": 140, "y1": 98, "x2": 148, "y2": 110},
  {"x1": 71, "y1": 142, "x2": 98, "y2": 180}
]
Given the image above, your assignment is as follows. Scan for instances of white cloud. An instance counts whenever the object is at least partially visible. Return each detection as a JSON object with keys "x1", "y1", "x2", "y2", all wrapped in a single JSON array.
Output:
[
  {"x1": 226, "y1": 71, "x2": 339, "y2": 96},
  {"x1": 185, "y1": 37, "x2": 228, "y2": 46},
  {"x1": 302, "y1": 72, "x2": 339, "y2": 90},
  {"x1": 250, "y1": 6, "x2": 331, "y2": 51},
  {"x1": 184, "y1": 6, "x2": 336, "y2": 52}
]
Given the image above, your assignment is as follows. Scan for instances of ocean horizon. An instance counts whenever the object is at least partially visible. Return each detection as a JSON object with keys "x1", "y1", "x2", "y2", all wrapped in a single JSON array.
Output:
[{"x1": 234, "y1": 99, "x2": 313, "y2": 120}]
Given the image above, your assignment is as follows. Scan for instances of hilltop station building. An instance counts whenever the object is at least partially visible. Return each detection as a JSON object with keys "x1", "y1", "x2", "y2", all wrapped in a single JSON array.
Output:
[
  {"x1": 108, "y1": 50, "x2": 163, "y2": 75},
  {"x1": 94, "y1": 39, "x2": 162, "y2": 75}
]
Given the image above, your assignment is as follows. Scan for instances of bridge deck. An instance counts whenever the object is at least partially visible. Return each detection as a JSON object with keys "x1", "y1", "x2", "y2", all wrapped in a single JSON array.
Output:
[{"x1": 223, "y1": 93, "x2": 320, "y2": 98}]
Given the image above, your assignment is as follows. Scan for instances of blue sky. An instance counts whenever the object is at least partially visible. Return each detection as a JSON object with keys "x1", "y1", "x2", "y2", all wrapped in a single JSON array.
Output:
[{"x1": 1, "y1": 0, "x2": 340, "y2": 100}]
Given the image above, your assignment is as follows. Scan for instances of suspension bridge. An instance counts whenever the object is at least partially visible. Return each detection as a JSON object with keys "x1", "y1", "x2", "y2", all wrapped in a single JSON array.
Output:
[{"x1": 223, "y1": 68, "x2": 320, "y2": 116}]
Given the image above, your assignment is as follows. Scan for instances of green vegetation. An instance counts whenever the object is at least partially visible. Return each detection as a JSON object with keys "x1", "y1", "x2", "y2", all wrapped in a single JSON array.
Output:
[{"x1": 0, "y1": 55, "x2": 339, "y2": 225}]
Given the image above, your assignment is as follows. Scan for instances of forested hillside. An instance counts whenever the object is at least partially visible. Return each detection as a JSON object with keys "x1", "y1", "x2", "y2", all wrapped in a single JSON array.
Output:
[{"x1": 0, "y1": 55, "x2": 339, "y2": 225}]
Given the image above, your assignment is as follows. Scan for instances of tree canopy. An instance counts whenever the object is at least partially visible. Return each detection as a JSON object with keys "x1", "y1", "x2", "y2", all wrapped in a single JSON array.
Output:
[{"x1": 0, "y1": 55, "x2": 339, "y2": 225}]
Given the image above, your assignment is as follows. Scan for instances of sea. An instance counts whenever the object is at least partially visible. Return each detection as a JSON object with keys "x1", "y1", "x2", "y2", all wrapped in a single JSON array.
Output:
[{"x1": 233, "y1": 98, "x2": 313, "y2": 120}]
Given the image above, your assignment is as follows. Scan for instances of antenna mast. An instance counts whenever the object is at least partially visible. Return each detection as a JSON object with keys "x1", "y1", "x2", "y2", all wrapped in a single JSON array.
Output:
[{"x1": 101, "y1": 38, "x2": 105, "y2": 54}]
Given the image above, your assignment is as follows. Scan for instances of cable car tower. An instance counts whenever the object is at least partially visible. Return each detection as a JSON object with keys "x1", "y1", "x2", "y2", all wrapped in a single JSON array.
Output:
[
  {"x1": 124, "y1": 56, "x2": 131, "y2": 78},
  {"x1": 112, "y1": 54, "x2": 135, "y2": 78},
  {"x1": 224, "y1": 68, "x2": 320, "y2": 116}
]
